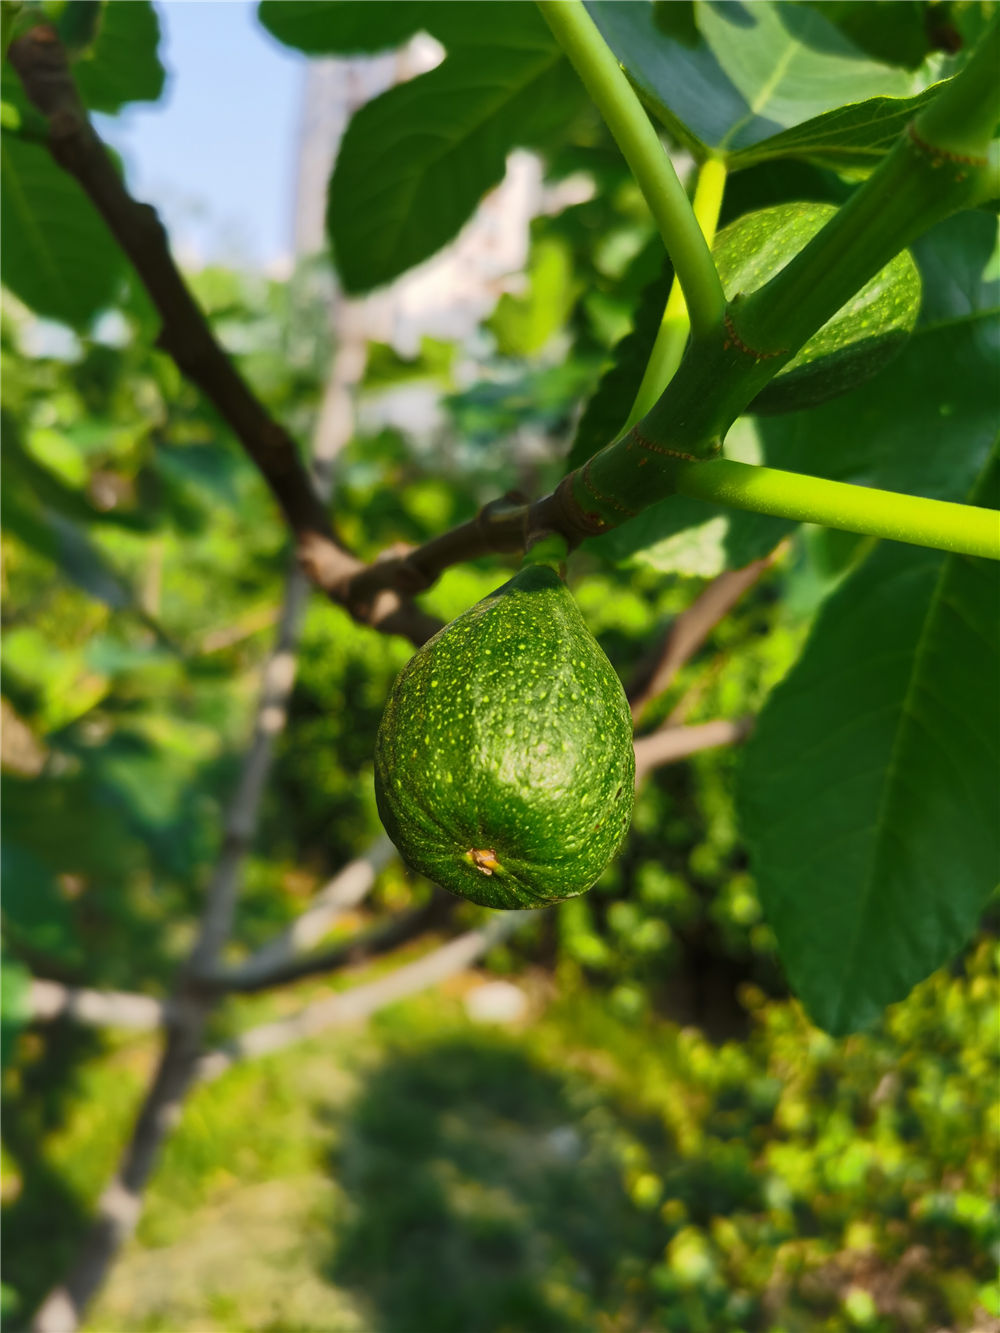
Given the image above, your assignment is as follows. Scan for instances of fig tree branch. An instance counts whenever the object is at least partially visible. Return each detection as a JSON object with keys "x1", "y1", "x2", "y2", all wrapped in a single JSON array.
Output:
[
  {"x1": 627, "y1": 545, "x2": 785, "y2": 722},
  {"x1": 195, "y1": 913, "x2": 529, "y2": 1083},
  {"x1": 202, "y1": 837, "x2": 395, "y2": 990},
  {"x1": 544, "y1": 14, "x2": 1000, "y2": 542},
  {"x1": 24, "y1": 915, "x2": 517, "y2": 1329},
  {"x1": 27, "y1": 917, "x2": 529, "y2": 1079},
  {"x1": 207, "y1": 893, "x2": 456, "y2": 996},
  {"x1": 633, "y1": 716, "x2": 753, "y2": 782},
  {"x1": 7, "y1": 24, "x2": 440, "y2": 648},
  {"x1": 28, "y1": 979, "x2": 172, "y2": 1030},
  {"x1": 29, "y1": 1021, "x2": 204, "y2": 1333},
  {"x1": 24, "y1": 701, "x2": 759, "y2": 1036}
]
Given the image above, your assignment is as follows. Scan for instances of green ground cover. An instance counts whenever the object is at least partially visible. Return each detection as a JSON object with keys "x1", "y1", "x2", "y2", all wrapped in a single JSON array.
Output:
[{"x1": 5, "y1": 935, "x2": 995, "y2": 1333}]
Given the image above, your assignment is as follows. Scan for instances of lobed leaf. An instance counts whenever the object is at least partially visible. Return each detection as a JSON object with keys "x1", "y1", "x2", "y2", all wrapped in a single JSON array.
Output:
[
  {"x1": 72, "y1": 0, "x2": 166, "y2": 113},
  {"x1": 1, "y1": 133, "x2": 123, "y2": 327},
  {"x1": 726, "y1": 89, "x2": 938, "y2": 172},
  {"x1": 327, "y1": 13, "x2": 582, "y2": 292},
  {"x1": 738, "y1": 454, "x2": 1000, "y2": 1033},
  {"x1": 586, "y1": 0, "x2": 934, "y2": 170}
]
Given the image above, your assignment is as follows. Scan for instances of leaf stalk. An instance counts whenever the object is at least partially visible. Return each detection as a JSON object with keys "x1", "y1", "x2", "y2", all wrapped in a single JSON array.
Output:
[
  {"x1": 561, "y1": 21, "x2": 1000, "y2": 541},
  {"x1": 625, "y1": 158, "x2": 729, "y2": 429},
  {"x1": 672, "y1": 460, "x2": 1000, "y2": 561},
  {"x1": 536, "y1": 0, "x2": 726, "y2": 338}
]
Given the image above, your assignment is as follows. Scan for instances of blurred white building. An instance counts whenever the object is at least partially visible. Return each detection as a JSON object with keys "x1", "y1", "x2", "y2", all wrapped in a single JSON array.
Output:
[{"x1": 291, "y1": 36, "x2": 544, "y2": 362}]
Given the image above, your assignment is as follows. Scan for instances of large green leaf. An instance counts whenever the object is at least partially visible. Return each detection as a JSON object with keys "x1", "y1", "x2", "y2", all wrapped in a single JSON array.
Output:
[
  {"x1": 738, "y1": 455, "x2": 1000, "y2": 1034},
  {"x1": 258, "y1": 0, "x2": 424, "y2": 54},
  {"x1": 585, "y1": 211, "x2": 998, "y2": 576},
  {"x1": 727, "y1": 89, "x2": 938, "y2": 173},
  {"x1": 259, "y1": 1, "x2": 564, "y2": 54},
  {"x1": 586, "y1": 0, "x2": 933, "y2": 170},
  {"x1": 72, "y1": 0, "x2": 165, "y2": 112},
  {"x1": 327, "y1": 6, "x2": 583, "y2": 292},
  {"x1": 698, "y1": 1, "x2": 920, "y2": 132},
  {"x1": 1, "y1": 133, "x2": 124, "y2": 327},
  {"x1": 909, "y1": 209, "x2": 1000, "y2": 327},
  {"x1": 56, "y1": 0, "x2": 104, "y2": 53},
  {"x1": 0, "y1": 841, "x2": 81, "y2": 964},
  {"x1": 807, "y1": 1, "x2": 934, "y2": 70}
]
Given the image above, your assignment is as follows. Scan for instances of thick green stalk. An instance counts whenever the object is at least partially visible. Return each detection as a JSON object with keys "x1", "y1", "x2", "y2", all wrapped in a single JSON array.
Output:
[
  {"x1": 724, "y1": 16, "x2": 1000, "y2": 357},
  {"x1": 672, "y1": 460, "x2": 1000, "y2": 560},
  {"x1": 563, "y1": 20, "x2": 1000, "y2": 536},
  {"x1": 624, "y1": 159, "x2": 728, "y2": 430},
  {"x1": 914, "y1": 15, "x2": 1000, "y2": 157},
  {"x1": 536, "y1": 0, "x2": 726, "y2": 338}
]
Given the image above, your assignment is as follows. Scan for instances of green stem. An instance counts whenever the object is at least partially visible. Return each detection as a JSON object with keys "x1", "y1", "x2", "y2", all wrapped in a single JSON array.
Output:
[
  {"x1": 671, "y1": 460, "x2": 1000, "y2": 561},
  {"x1": 536, "y1": 0, "x2": 726, "y2": 339},
  {"x1": 731, "y1": 22, "x2": 1000, "y2": 358},
  {"x1": 566, "y1": 20, "x2": 1000, "y2": 535},
  {"x1": 625, "y1": 158, "x2": 728, "y2": 429}
]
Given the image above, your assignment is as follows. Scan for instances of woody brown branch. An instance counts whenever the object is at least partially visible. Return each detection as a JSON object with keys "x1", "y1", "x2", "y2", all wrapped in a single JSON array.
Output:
[
  {"x1": 8, "y1": 25, "x2": 629, "y2": 626},
  {"x1": 8, "y1": 24, "x2": 440, "y2": 648},
  {"x1": 627, "y1": 543, "x2": 787, "y2": 721},
  {"x1": 204, "y1": 892, "x2": 456, "y2": 995}
]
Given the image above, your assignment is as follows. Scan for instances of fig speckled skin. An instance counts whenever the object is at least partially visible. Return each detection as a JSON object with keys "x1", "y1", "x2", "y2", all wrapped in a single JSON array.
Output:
[{"x1": 374, "y1": 565, "x2": 635, "y2": 909}]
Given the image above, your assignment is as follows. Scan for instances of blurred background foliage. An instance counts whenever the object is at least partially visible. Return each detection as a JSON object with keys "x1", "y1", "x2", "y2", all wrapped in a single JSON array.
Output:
[{"x1": 3, "y1": 1, "x2": 998, "y2": 1330}]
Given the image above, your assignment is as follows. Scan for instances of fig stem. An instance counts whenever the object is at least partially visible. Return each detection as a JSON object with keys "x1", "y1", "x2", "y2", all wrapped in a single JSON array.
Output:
[
  {"x1": 625, "y1": 158, "x2": 729, "y2": 431},
  {"x1": 536, "y1": 0, "x2": 726, "y2": 339}
]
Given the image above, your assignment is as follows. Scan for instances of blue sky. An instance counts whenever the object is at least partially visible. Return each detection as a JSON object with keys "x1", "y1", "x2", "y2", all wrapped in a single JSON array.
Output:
[{"x1": 99, "y1": 1, "x2": 306, "y2": 270}]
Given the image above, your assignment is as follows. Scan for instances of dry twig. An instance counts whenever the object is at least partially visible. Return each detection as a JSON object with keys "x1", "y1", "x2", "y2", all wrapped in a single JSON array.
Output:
[
  {"x1": 204, "y1": 836, "x2": 395, "y2": 989},
  {"x1": 628, "y1": 546, "x2": 785, "y2": 721},
  {"x1": 28, "y1": 980, "x2": 172, "y2": 1031},
  {"x1": 633, "y1": 716, "x2": 753, "y2": 781},
  {"x1": 197, "y1": 913, "x2": 529, "y2": 1082}
]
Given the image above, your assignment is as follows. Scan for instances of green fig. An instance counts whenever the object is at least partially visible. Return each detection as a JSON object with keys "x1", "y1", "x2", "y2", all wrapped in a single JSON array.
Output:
[{"x1": 374, "y1": 564, "x2": 635, "y2": 909}]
